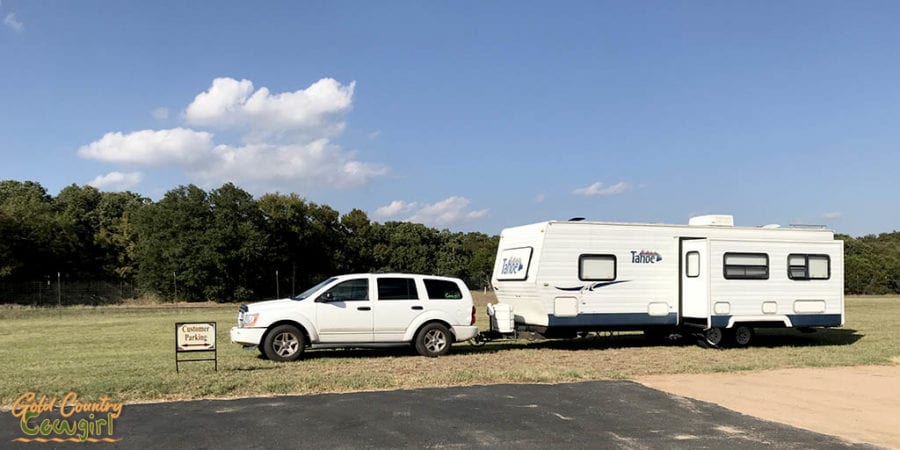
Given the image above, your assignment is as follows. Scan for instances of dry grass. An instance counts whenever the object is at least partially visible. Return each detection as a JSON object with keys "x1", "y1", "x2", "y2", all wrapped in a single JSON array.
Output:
[{"x1": 0, "y1": 294, "x2": 896, "y2": 406}]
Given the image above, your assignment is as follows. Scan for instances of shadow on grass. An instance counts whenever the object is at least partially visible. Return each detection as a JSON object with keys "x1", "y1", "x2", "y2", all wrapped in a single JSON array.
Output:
[
  {"x1": 478, "y1": 328, "x2": 865, "y2": 353},
  {"x1": 298, "y1": 346, "x2": 419, "y2": 361},
  {"x1": 234, "y1": 363, "x2": 280, "y2": 371},
  {"x1": 750, "y1": 328, "x2": 863, "y2": 348}
]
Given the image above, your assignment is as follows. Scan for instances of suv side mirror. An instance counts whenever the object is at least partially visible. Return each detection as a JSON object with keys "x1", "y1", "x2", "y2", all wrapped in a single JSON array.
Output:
[{"x1": 316, "y1": 292, "x2": 334, "y2": 303}]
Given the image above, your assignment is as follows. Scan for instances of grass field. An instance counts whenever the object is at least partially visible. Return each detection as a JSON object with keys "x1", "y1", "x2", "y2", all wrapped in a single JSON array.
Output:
[{"x1": 1, "y1": 294, "x2": 897, "y2": 406}]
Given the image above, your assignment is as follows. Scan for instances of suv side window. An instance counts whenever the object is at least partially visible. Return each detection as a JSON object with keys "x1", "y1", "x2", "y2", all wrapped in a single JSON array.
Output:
[
  {"x1": 377, "y1": 278, "x2": 419, "y2": 300},
  {"x1": 322, "y1": 279, "x2": 369, "y2": 302},
  {"x1": 423, "y1": 279, "x2": 463, "y2": 300}
]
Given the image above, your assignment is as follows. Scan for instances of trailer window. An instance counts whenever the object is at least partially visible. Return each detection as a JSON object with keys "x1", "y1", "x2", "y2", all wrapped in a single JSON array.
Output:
[
  {"x1": 723, "y1": 253, "x2": 769, "y2": 280},
  {"x1": 788, "y1": 254, "x2": 830, "y2": 280},
  {"x1": 579, "y1": 254, "x2": 616, "y2": 281},
  {"x1": 686, "y1": 251, "x2": 700, "y2": 278}
]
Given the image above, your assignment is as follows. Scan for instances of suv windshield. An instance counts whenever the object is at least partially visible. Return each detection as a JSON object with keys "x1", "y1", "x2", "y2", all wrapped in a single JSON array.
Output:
[{"x1": 293, "y1": 277, "x2": 336, "y2": 301}]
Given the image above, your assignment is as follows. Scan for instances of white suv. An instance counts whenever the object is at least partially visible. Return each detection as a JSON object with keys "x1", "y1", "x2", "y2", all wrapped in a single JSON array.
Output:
[{"x1": 230, "y1": 273, "x2": 479, "y2": 361}]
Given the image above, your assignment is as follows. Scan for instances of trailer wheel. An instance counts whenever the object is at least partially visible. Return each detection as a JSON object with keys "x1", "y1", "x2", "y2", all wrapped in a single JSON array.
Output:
[
  {"x1": 732, "y1": 326, "x2": 754, "y2": 347},
  {"x1": 703, "y1": 327, "x2": 725, "y2": 347}
]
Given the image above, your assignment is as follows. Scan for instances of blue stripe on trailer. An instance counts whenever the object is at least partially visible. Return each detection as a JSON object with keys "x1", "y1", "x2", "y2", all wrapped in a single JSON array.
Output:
[
  {"x1": 787, "y1": 314, "x2": 842, "y2": 327},
  {"x1": 547, "y1": 312, "x2": 677, "y2": 327},
  {"x1": 709, "y1": 314, "x2": 842, "y2": 328}
]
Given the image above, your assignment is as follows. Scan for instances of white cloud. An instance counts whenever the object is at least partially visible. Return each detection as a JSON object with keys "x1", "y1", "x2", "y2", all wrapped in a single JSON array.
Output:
[
  {"x1": 78, "y1": 128, "x2": 213, "y2": 166},
  {"x1": 193, "y1": 139, "x2": 386, "y2": 191},
  {"x1": 78, "y1": 77, "x2": 386, "y2": 193},
  {"x1": 4, "y1": 12, "x2": 23, "y2": 32},
  {"x1": 88, "y1": 171, "x2": 144, "y2": 190},
  {"x1": 572, "y1": 181, "x2": 631, "y2": 197},
  {"x1": 534, "y1": 193, "x2": 546, "y2": 203},
  {"x1": 822, "y1": 211, "x2": 843, "y2": 220},
  {"x1": 80, "y1": 129, "x2": 385, "y2": 192},
  {"x1": 375, "y1": 196, "x2": 488, "y2": 227},
  {"x1": 184, "y1": 77, "x2": 354, "y2": 139},
  {"x1": 151, "y1": 107, "x2": 169, "y2": 121},
  {"x1": 374, "y1": 200, "x2": 418, "y2": 219}
]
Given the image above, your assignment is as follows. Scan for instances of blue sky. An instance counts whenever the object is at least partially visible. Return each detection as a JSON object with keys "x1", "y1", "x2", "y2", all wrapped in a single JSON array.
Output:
[{"x1": 2, "y1": 1, "x2": 898, "y2": 236}]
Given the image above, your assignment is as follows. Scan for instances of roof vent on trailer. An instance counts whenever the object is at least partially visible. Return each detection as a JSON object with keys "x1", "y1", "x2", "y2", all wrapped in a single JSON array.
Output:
[
  {"x1": 688, "y1": 215, "x2": 734, "y2": 227},
  {"x1": 568, "y1": 217, "x2": 586, "y2": 221}
]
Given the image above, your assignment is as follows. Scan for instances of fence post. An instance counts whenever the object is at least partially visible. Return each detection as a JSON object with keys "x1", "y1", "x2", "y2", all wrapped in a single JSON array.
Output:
[{"x1": 57, "y1": 272, "x2": 61, "y2": 306}]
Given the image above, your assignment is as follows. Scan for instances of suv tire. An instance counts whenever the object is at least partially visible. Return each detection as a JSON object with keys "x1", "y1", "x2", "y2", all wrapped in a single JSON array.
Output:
[
  {"x1": 263, "y1": 324, "x2": 305, "y2": 362},
  {"x1": 415, "y1": 323, "x2": 452, "y2": 357}
]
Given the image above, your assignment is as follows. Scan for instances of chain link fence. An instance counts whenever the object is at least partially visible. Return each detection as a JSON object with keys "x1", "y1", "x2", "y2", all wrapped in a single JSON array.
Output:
[
  {"x1": 0, "y1": 275, "x2": 895, "y2": 306},
  {"x1": 0, "y1": 278, "x2": 139, "y2": 306}
]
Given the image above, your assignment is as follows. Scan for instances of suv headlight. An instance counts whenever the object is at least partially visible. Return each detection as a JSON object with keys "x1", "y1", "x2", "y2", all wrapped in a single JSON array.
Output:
[{"x1": 239, "y1": 312, "x2": 259, "y2": 328}]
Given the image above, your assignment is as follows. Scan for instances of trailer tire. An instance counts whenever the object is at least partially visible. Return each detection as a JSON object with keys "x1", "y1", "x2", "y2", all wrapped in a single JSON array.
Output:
[
  {"x1": 732, "y1": 325, "x2": 754, "y2": 348},
  {"x1": 704, "y1": 327, "x2": 725, "y2": 347}
]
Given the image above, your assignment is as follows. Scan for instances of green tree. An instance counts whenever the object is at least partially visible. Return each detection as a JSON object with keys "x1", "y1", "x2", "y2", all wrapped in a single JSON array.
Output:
[
  {"x1": 54, "y1": 184, "x2": 103, "y2": 277},
  {"x1": 94, "y1": 191, "x2": 149, "y2": 280},
  {"x1": 133, "y1": 185, "x2": 217, "y2": 301},
  {"x1": 258, "y1": 192, "x2": 312, "y2": 296},
  {"x1": 372, "y1": 222, "x2": 440, "y2": 274},
  {"x1": 207, "y1": 183, "x2": 266, "y2": 301},
  {"x1": 340, "y1": 209, "x2": 373, "y2": 274},
  {"x1": 435, "y1": 231, "x2": 467, "y2": 279},
  {"x1": 462, "y1": 232, "x2": 499, "y2": 289},
  {"x1": 0, "y1": 181, "x2": 59, "y2": 279}
]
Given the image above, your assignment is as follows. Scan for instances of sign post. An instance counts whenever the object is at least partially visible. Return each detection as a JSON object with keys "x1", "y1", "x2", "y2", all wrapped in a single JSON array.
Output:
[{"x1": 175, "y1": 322, "x2": 217, "y2": 372}]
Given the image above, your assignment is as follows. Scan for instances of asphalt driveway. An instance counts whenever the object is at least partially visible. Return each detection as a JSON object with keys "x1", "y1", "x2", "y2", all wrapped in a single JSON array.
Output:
[{"x1": 2, "y1": 381, "x2": 872, "y2": 449}]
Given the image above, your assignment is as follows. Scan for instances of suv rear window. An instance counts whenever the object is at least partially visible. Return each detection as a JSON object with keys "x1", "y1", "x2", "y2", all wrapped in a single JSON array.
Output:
[
  {"x1": 377, "y1": 278, "x2": 419, "y2": 300},
  {"x1": 423, "y1": 279, "x2": 463, "y2": 300}
]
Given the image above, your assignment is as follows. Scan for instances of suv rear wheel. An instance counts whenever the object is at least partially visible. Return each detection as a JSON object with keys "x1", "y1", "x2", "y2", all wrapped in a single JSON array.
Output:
[{"x1": 415, "y1": 323, "x2": 452, "y2": 357}]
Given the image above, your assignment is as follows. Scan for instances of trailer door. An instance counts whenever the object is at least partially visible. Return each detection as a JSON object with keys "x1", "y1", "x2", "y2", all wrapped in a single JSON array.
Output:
[{"x1": 681, "y1": 238, "x2": 709, "y2": 323}]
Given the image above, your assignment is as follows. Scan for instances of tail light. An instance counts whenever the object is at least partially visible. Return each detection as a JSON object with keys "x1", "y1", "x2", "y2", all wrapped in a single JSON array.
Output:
[{"x1": 471, "y1": 306, "x2": 476, "y2": 326}]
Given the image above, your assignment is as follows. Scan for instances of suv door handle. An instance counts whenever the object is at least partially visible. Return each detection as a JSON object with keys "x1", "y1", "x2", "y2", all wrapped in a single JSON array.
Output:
[
  {"x1": 357, "y1": 306, "x2": 371, "y2": 311},
  {"x1": 411, "y1": 306, "x2": 423, "y2": 310}
]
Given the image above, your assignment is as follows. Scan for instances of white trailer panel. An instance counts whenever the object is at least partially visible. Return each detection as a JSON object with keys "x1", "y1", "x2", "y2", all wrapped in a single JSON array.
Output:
[{"x1": 491, "y1": 217, "x2": 844, "y2": 341}]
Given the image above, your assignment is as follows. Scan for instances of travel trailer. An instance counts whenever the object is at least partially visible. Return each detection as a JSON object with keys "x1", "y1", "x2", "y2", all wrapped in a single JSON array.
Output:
[{"x1": 489, "y1": 215, "x2": 844, "y2": 347}]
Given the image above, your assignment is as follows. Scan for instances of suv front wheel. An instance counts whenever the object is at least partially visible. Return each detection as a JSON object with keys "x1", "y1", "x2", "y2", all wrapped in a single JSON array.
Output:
[
  {"x1": 415, "y1": 323, "x2": 452, "y2": 357},
  {"x1": 263, "y1": 324, "x2": 305, "y2": 362}
]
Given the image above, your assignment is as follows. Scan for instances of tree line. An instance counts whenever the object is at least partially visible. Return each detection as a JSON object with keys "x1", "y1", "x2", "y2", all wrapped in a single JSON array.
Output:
[
  {"x1": 0, "y1": 180, "x2": 497, "y2": 302},
  {"x1": 838, "y1": 232, "x2": 900, "y2": 295},
  {"x1": 0, "y1": 179, "x2": 897, "y2": 303}
]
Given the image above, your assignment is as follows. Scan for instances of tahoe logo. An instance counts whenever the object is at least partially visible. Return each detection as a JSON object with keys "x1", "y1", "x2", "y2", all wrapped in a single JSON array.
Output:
[
  {"x1": 631, "y1": 250, "x2": 662, "y2": 264},
  {"x1": 501, "y1": 256, "x2": 525, "y2": 275}
]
